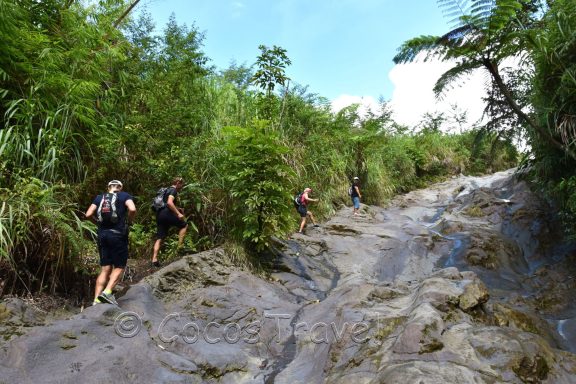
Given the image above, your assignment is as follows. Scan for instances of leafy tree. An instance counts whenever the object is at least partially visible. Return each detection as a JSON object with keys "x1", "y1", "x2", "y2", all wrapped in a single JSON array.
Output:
[
  {"x1": 531, "y1": 0, "x2": 576, "y2": 153},
  {"x1": 527, "y1": 0, "x2": 576, "y2": 233},
  {"x1": 419, "y1": 111, "x2": 446, "y2": 133},
  {"x1": 220, "y1": 121, "x2": 294, "y2": 251},
  {"x1": 220, "y1": 60, "x2": 254, "y2": 91},
  {"x1": 251, "y1": 45, "x2": 292, "y2": 96},
  {"x1": 250, "y1": 45, "x2": 292, "y2": 120},
  {"x1": 394, "y1": 0, "x2": 576, "y2": 159}
]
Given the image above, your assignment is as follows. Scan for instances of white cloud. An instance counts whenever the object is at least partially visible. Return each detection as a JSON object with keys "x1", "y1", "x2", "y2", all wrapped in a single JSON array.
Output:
[
  {"x1": 331, "y1": 59, "x2": 488, "y2": 131},
  {"x1": 388, "y1": 60, "x2": 487, "y2": 128},
  {"x1": 331, "y1": 94, "x2": 380, "y2": 116}
]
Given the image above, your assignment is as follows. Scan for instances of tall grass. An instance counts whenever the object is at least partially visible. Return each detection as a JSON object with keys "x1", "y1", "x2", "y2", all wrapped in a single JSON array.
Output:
[{"x1": 0, "y1": 178, "x2": 96, "y2": 296}]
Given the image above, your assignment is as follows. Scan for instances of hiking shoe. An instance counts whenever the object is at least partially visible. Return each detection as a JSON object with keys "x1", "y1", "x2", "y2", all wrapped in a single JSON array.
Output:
[
  {"x1": 97, "y1": 291, "x2": 118, "y2": 306},
  {"x1": 152, "y1": 261, "x2": 161, "y2": 268},
  {"x1": 313, "y1": 224, "x2": 320, "y2": 227}
]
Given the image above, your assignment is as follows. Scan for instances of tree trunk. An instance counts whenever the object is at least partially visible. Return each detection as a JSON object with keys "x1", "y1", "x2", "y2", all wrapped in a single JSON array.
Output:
[{"x1": 482, "y1": 58, "x2": 576, "y2": 160}]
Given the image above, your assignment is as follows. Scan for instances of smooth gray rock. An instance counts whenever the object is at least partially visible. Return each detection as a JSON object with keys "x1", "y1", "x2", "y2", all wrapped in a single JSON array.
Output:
[{"x1": 2, "y1": 169, "x2": 576, "y2": 383}]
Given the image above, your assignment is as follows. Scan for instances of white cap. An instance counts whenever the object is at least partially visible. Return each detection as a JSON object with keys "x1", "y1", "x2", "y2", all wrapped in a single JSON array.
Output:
[
  {"x1": 108, "y1": 180, "x2": 123, "y2": 187},
  {"x1": 353, "y1": 176, "x2": 359, "y2": 180}
]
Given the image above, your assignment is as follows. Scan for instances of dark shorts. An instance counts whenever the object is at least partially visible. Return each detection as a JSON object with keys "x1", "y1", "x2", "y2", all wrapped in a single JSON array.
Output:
[
  {"x1": 98, "y1": 229, "x2": 128, "y2": 268},
  {"x1": 156, "y1": 209, "x2": 187, "y2": 239},
  {"x1": 297, "y1": 204, "x2": 308, "y2": 218}
]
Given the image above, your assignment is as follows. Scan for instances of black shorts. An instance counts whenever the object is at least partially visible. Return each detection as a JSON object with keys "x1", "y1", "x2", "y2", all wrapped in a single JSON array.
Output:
[
  {"x1": 297, "y1": 204, "x2": 308, "y2": 218},
  {"x1": 156, "y1": 209, "x2": 187, "y2": 239},
  {"x1": 98, "y1": 229, "x2": 128, "y2": 268}
]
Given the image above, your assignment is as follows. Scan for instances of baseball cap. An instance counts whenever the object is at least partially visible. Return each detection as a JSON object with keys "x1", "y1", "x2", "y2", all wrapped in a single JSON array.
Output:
[
  {"x1": 108, "y1": 180, "x2": 123, "y2": 187},
  {"x1": 353, "y1": 176, "x2": 359, "y2": 180}
]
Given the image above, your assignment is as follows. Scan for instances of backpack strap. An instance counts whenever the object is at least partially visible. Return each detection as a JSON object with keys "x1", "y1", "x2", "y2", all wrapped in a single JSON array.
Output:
[
  {"x1": 110, "y1": 192, "x2": 118, "y2": 221},
  {"x1": 96, "y1": 193, "x2": 105, "y2": 223},
  {"x1": 162, "y1": 187, "x2": 171, "y2": 203}
]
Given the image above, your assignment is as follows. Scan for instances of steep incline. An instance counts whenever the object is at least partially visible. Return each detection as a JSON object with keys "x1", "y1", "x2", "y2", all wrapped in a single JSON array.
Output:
[{"x1": 1, "y1": 169, "x2": 576, "y2": 383}]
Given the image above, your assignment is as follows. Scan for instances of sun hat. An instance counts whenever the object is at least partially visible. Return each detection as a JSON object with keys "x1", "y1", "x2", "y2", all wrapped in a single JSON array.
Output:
[{"x1": 108, "y1": 180, "x2": 123, "y2": 187}]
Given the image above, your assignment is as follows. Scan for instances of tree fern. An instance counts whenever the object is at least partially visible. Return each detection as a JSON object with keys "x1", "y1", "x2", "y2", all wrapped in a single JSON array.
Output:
[{"x1": 395, "y1": 0, "x2": 576, "y2": 159}]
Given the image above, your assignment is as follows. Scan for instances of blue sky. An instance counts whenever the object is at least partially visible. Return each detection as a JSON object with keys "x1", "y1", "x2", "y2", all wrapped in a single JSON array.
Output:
[{"x1": 136, "y1": 0, "x2": 487, "y2": 127}]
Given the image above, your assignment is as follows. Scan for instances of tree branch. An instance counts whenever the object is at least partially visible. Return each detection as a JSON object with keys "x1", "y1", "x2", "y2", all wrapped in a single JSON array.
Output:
[
  {"x1": 482, "y1": 57, "x2": 576, "y2": 160},
  {"x1": 113, "y1": 0, "x2": 141, "y2": 29}
]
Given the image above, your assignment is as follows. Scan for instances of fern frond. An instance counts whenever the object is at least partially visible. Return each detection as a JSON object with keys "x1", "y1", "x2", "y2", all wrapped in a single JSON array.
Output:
[
  {"x1": 433, "y1": 60, "x2": 480, "y2": 98},
  {"x1": 438, "y1": 0, "x2": 473, "y2": 28},
  {"x1": 393, "y1": 35, "x2": 446, "y2": 64}
]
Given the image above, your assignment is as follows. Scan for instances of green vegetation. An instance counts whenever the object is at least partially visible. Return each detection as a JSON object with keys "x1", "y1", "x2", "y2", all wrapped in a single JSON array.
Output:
[
  {"x1": 0, "y1": 0, "x2": 517, "y2": 298},
  {"x1": 395, "y1": 0, "x2": 576, "y2": 238}
]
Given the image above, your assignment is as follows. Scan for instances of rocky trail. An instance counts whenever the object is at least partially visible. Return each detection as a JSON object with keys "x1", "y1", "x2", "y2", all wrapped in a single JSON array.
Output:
[{"x1": 2, "y1": 169, "x2": 576, "y2": 383}]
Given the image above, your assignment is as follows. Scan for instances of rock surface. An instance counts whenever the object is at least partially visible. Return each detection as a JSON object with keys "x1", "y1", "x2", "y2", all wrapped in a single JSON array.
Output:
[{"x1": 2, "y1": 169, "x2": 576, "y2": 383}]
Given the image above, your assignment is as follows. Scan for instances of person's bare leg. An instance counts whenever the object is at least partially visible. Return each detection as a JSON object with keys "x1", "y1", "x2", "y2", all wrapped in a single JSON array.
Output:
[
  {"x1": 177, "y1": 226, "x2": 188, "y2": 248},
  {"x1": 152, "y1": 238, "x2": 162, "y2": 263},
  {"x1": 95, "y1": 266, "x2": 112, "y2": 301},
  {"x1": 104, "y1": 267, "x2": 125, "y2": 292},
  {"x1": 308, "y1": 211, "x2": 317, "y2": 225},
  {"x1": 299, "y1": 217, "x2": 306, "y2": 232}
]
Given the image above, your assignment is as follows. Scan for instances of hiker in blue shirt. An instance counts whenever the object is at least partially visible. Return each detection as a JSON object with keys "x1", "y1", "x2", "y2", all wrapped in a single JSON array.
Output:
[
  {"x1": 351, "y1": 176, "x2": 362, "y2": 216},
  {"x1": 85, "y1": 180, "x2": 136, "y2": 306}
]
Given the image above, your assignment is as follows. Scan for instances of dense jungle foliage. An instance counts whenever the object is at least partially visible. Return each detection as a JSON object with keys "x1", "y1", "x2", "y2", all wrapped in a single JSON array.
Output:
[{"x1": 3, "y1": 0, "x2": 572, "y2": 300}]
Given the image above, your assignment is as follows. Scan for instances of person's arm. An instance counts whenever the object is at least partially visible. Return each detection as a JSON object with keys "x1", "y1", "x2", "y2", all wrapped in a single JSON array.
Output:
[
  {"x1": 304, "y1": 193, "x2": 318, "y2": 203},
  {"x1": 125, "y1": 199, "x2": 136, "y2": 224},
  {"x1": 354, "y1": 186, "x2": 361, "y2": 198},
  {"x1": 85, "y1": 204, "x2": 98, "y2": 223},
  {"x1": 167, "y1": 194, "x2": 185, "y2": 220}
]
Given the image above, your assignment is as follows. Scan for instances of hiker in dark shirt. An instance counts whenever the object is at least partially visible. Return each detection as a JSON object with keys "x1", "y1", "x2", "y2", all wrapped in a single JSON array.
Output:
[
  {"x1": 85, "y1": 180, "x2": 136, "y2": 306},
  {"x1": 151, "y1": 177, "x2": 188, "y2": 267}
]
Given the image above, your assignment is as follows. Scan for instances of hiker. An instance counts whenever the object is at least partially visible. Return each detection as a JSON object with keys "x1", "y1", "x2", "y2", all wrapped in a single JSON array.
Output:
[
  {"x1": 151, "y1": 177, "x2": 188, "y2": 267},
  {"x1": 296, "y1": 187, "x2": 319, "y2": 233},
  {"x1": 85, "y1": 180, "x2": 136, "y2": 306},
  {"x1": 351, "y1": 176, "x2": 362, "y2": 215}
]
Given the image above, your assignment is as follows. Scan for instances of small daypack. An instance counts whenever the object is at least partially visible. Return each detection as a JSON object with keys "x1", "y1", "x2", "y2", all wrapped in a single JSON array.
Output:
[
  {"x1": 293, "y1": 193, "x2": 303, "y2": 208},
  {"x1": 97, "y1": 192, "x2": 119, "y2": 225},
  {"x1": 151, "y1": 187, "x2": 168, "y2": 212},
  {"x1": 348, "y1": 185, "x2": 354, "y2": 196}
]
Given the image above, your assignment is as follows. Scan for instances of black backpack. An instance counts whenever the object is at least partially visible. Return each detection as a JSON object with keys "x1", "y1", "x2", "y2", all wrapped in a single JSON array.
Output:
[
  {"x1": 151, "y1": 187, "x2": 168, "y2": 212},
  {"x1": 293, "y1": 193, "x2": 303, "y2": 208},
  {"x1": 96, "y1": 192, "x2": 119, "y2": 225}
]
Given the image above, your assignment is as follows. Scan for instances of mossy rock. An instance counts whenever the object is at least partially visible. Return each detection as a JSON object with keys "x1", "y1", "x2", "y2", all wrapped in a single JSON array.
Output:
[
  {"x1": 512, "y1": 355, "x2": 549, "y2": 383},
  {"x1": 465, "y1": 205, "x2": 484, "y2": 217},
  {"x1": 493, "y1": 304, "x2": 543, "y2": 336},
  {"x1": 374, "y1": 317, "x2": 406, "y2": 341},
  {"x1": 0, "y1": 304, "x2": 10, "y2": 323},
  {"x1": 419, "y1": 338, "x2": 444, "y2": 354}
]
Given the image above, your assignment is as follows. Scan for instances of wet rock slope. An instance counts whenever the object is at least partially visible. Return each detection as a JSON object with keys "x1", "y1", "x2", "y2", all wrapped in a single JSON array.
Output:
[{"x1": 2, "y1": 169, "x2": 576, "y2": 383}]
